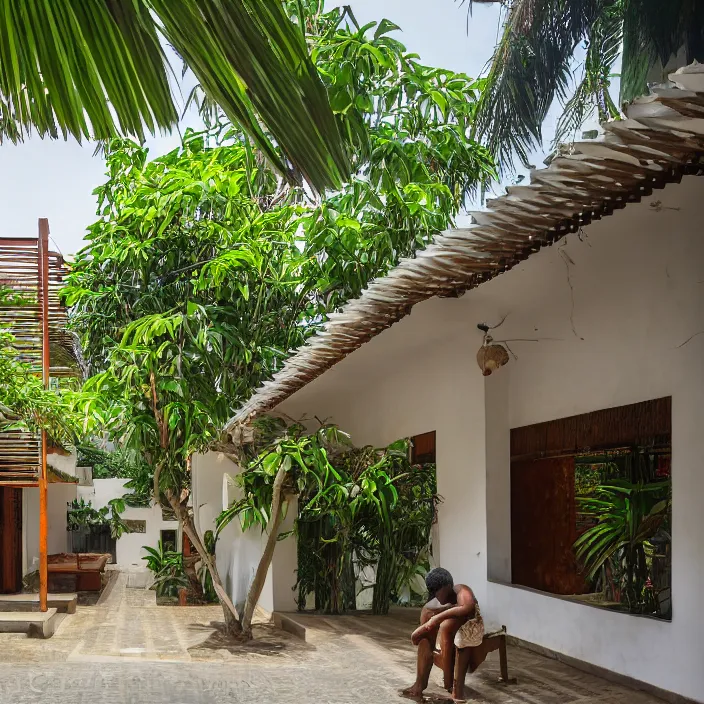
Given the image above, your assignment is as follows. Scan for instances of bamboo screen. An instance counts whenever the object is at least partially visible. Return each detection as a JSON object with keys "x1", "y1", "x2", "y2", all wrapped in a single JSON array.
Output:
[{"x1": 0, "y1": 234, "x2": 72, "y2": 486}]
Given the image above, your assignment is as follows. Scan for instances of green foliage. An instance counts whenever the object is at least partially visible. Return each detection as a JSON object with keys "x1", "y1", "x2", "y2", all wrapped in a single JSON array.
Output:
[
  {"x1": 66, "y1": 0, "x2": 490, "y2": 627},
  {"x1": 0, "y1": 1, "x2": 349, "y2": 192},
  {"x1": 142, "y1": 541, "x2": 190, "y2": 598},
  {"x1": 67, "y1": 497, "x2": 132, "y2": 540},
  {"x1": 65, "y1": 135, "x2": 315, "y2": 511},
  {"x1": 197, "y1": 530, "x2": 219, "y2": 603},
  {"x1": 371, "y1": 461, "x2": 439, "y2": 613},
  {"x1": 217, "y1": 423, "x2": 439, "y2": 615},
  {"x1": 191, "y1": 1, "x2": 495, "y2": 308},
  {"x1": 76, "y1": 445, "x2": 154, "y2": 508},
  {"x1": 470, "y1": 0, "x2": 704, "y2": 168},
  {"x1": 0, "y1": 327, "x2": 78, "y2": 445},
  {"x1": 66, "y1": 0, "x2": 492, "y2": 523},
  {"x1": 77, "y1": 445, "x2": 146, "y2": 480},
  {"x1": 574, "y1": 478, "x2": 671, "y2": 613}
]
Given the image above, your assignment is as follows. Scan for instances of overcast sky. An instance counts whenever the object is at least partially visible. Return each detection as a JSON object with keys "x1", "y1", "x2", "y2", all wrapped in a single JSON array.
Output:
[{"x1": 0, "y1": 1, "x2": 540, "y2": 256}]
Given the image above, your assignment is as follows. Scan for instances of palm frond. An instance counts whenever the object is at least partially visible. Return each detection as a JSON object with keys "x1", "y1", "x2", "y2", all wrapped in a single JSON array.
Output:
[
  {"x1": 150, "y1": 0, "x2": 350, "y2": 193},
  {"x1": 0, "y1": 0, "x2": 176, "y2": 143},
  {"x1": 621, "y1": 0, "x2": 704, "y2": 103},
  {"x1": 473, "y1": 0, "x2": 617, "y2": 170},
  {"x1": 0, "y1": 1, "x2": 350, "y2": 193},
  {"x1": 553, "y1": 4, "x2": 622, "y2": 147}
]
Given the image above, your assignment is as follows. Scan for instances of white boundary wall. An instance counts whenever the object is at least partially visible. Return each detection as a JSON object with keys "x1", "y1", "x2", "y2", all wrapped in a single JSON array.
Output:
[
  {"x1": 192, "y1": 452, "x2": 298, "y2": 615},
  {"x1": 77, "y1": 478, "x2": 178, "y2": 566},
  {"x1": 274, "y1": 178, "x2": 704, "y2": 702}
]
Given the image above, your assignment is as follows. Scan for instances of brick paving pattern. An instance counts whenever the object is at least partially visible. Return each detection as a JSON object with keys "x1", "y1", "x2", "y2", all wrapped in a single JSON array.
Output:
[{"x1": 0, "y1": 573, "x2": 665, "y2": 703}]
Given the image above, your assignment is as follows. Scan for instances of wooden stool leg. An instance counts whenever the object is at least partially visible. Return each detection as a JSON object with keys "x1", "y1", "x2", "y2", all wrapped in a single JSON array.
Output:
[{"x1": 498, "y1": 635, "x2": 517, "y2": 684}]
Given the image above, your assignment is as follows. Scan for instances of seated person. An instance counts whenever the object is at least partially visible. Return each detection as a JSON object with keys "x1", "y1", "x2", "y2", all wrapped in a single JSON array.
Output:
[{"x1": 402, "y1": 567, "x2": 489, "y2": 701}]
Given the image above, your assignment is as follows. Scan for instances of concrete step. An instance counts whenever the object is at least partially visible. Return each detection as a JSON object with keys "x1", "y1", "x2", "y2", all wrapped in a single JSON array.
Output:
[
  {"x1": 0, "y1": 593, "x2": 77, "y2": 614},
  {"x1": 0, "y1": 608, "x2": 59, "y2": 638}
]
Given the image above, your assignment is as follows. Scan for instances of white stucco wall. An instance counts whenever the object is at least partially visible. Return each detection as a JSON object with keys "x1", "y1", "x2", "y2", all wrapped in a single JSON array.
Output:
[
  {"x1": 192, "y1": 452, "x2": 298, "y2": 614},
  {"x1": 275, "y1": 177, "x2": 704, "y2": 701},
  {"x1": 77, "y1": 479, "x2": 178, "y2": 566},
  {"x1": 23, "y1": 483, "x2": 77, "y2": 575},
  {"x1": 46, "y1": 449, "x2": 77, "y2": 477}
]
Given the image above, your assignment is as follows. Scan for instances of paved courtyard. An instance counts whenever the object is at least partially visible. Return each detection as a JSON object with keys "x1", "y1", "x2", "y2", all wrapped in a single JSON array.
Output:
[{"x1": 0, "y1": 573, "x2": 666, "y2": 703}]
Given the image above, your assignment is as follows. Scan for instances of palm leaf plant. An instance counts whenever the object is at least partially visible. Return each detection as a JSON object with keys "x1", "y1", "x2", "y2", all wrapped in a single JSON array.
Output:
[
  {"x1": 67, "y1": 497, "x2": 132, "y2": 540},
  {"x1": 462, "y1": 0, "x2": 704, "y2": 168},
  {"x1": 143, "y1": 541, "x2": 191, "y2": 598},
  {"x1": 574, "y1": 478, "x2": 670, "y2": 612},
  {"x1": 0, "y1": 0, "x2": 350, "y2": 192}
]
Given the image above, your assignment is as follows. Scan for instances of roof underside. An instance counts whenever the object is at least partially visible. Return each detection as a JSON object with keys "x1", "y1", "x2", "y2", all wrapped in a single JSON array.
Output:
[{"x1": 227, "y1": 65, "x2": 704, "y2": 434}]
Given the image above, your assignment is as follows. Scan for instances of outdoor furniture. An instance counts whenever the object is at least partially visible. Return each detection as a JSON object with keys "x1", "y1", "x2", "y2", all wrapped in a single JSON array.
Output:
[
  {"x1": 47, "y1": 553, "x2": 110, "y2": 592},
  {"x1": 454, "y1": 625, "x2": 517, "y2": 690}
]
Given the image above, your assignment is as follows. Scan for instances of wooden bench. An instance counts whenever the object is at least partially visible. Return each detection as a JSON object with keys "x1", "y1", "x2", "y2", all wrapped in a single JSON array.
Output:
[
  {"x1": 454, "y1": 625, "x2": 517, "y2": 696},
  {"x1": 47, "y1": 553, "x2": 110, "y2": 592}
]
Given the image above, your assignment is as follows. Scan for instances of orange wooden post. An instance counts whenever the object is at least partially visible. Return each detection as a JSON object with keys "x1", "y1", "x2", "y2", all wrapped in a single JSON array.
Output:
[{"x1": 38, "y1": 219, "x2": 50, "y2": 612}]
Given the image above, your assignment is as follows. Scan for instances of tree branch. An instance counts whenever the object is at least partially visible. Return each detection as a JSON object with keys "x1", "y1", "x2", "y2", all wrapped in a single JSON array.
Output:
[{"x1": 241, "y1": 461, "x2": 288, "y2": 635}]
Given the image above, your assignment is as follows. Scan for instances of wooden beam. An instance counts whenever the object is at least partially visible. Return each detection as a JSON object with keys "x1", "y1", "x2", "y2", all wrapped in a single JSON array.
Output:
[{"x1": 38, "y1": 219, "x2": 50, "y2": 613}]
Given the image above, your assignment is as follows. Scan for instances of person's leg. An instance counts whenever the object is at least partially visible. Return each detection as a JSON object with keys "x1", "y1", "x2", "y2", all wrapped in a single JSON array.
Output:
[
  {"x1": 402, "y1": 609, "x2": 439, "y2": 698},
  {"x1": 452, "y1": 647, "x2": 472, "y2": 702},
  {"x1": 435, "y1": 618, "x2": 464, "y2": 692}
]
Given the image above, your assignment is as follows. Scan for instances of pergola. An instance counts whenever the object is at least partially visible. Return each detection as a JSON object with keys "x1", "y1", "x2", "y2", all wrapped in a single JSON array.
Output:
[{"x1": 0, "y1": 219, "x2": 76, "y2": 610}]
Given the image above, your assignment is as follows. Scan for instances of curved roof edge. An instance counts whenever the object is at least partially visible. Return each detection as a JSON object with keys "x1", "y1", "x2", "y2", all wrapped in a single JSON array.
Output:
[{"x1": 227, "y1": 64, "x2": 704, "y2": 435}]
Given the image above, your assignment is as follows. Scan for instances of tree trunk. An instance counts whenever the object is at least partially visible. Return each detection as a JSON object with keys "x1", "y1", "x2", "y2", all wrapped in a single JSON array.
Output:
[
  {"x1": 240, "y1": 461, "x2": 288, "y2": 637},
  {"x1": 168, "y1": 493, "x2": 243, "y2": 636}
]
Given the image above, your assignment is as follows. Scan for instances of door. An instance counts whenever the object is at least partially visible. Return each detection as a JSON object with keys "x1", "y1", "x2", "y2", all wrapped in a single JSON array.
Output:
[{"x1": 0, "y1": 487, "x2": 23, "y2": 593}]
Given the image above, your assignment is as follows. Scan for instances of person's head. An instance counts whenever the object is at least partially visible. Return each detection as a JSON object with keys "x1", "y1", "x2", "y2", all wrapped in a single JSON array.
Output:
[{"x1": 425, "y1": 567, "x2": 454, "y2": 604}]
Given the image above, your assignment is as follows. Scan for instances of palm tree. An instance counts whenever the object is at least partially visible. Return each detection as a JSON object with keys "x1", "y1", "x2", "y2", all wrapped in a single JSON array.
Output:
[
  {"x1": 0, "y1": 1, "x2": 350, "y2": 192},
  {"x1": 463, "y1": 0, "x2": 704, "y2": 168}
]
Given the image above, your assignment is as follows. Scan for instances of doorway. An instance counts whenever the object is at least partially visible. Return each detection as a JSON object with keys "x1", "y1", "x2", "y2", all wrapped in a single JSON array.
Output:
[{"x1": 0, "y1": 487, "x2": 23, "y2": 593}]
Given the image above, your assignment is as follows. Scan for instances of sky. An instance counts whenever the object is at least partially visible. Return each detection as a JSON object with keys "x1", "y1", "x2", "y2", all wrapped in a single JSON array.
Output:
[{"x1": 0, "y1": 1, "x2": 560, "y2": 256}]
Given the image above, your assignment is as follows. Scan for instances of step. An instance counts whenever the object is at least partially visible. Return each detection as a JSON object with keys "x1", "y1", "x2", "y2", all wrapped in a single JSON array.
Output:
[
  {"x1": 0, "y1": 608, "x2": 59, "y2": 638},
  {"x1": 0, "y1": 593, "x2": 77, "y2": 614}
]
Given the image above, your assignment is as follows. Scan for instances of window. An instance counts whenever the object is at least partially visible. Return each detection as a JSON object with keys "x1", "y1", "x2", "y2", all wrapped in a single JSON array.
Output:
[
  {"x1": 123, "y1": 519, "x2": 146, "y2": 533},
  {"x1": 161, "y1": 529, "x2": 178, "y2": 553},
  {"x1": 510, "y1": 398, "x2": 672, "y2": 620}
]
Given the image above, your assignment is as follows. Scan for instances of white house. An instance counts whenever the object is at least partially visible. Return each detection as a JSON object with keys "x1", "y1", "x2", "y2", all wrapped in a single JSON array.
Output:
[{"x1": 197, "y1": 67, "x2": 704, "y2": 703}]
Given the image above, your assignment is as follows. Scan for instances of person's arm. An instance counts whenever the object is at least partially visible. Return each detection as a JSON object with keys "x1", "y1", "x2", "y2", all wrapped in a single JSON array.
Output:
[{"x1": 418, "y1": 587, "x2": 476, "y2": 634}]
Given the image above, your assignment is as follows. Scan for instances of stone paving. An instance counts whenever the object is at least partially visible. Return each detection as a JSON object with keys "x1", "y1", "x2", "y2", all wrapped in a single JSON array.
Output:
[{"x1": 0, "y1": 573, "x2": 667, "y2": 703}]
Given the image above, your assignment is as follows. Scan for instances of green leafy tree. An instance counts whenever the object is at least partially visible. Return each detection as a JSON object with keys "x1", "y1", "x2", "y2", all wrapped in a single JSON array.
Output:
[
  {"x1": 65, "y1": 135, "x2": 313, "y2": 634},
  {"x1": 196, "y1": 1, "x2": 495, "y2": 307},
  {"x1": 0, "y1": 1, "x2": 350, "y2": 192},
  {"x1": 217, "y1": 423, "x2": 439, "y2": 624},
  {"x1": 67, "y1": 497, "x2": 132, "y2": 540},
  {"x1": 66, "y1": 1, "x2": 491, "y2": 638},
  {"x1": 464, "y1": 0, "x2": 704, "y2": 167}
]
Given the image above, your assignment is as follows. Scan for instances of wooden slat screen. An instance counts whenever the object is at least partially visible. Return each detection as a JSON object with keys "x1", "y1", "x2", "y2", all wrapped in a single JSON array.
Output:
[
  {"x1": 0, "y1": 234, "x2": 75, "y2": 486},
  {"x1": 511, "y1": 397, "x2": 672, "y2": 460}
]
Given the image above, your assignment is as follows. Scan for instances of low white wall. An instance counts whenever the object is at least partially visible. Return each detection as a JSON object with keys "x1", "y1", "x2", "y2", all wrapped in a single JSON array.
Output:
[
  {"x1": 23, "y1": 483, "x2": 77, "y2": 574},
  {"x1": 46, "y1": 450, "x2": 78, "y2": 477},
  {"x1": 275, "y1": 177, "x2": 704, "y2": 701},
  {"x1": 77, "y1": 479, "x2": 178, "y2": 566},
  {"x1": 192, "y1": 452, "x2": 298, "y2": 614}
]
